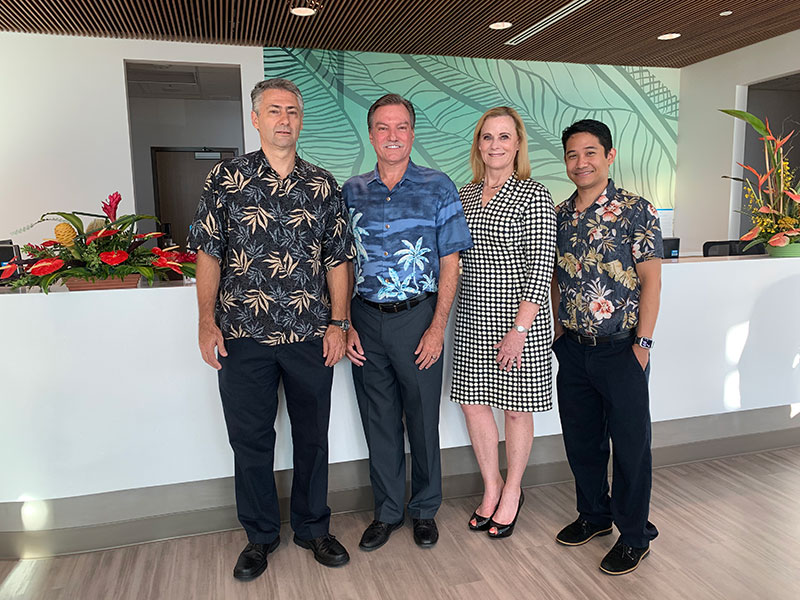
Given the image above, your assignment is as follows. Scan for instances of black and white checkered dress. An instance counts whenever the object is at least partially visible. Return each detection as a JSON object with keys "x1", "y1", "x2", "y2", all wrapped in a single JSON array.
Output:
[{"x1": 451, "y1": 176, "x2": 557, "y2": 412}]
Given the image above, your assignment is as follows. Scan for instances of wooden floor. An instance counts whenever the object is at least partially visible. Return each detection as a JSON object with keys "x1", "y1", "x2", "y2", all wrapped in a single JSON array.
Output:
[{"x1": 2, "y1": 447, "x2": 800, "y2": 600}]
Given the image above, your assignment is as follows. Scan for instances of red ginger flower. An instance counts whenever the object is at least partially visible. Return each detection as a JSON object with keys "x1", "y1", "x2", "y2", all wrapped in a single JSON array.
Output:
[
  {"x1": 102, "y1": 192, "x2": 122, "y2": 222},
  {"x1": 29, "y1": 258, "x2": 64, "y2": 276},
  {"x1": 99, "y1": 250, "x2": 129, "y2": 266}
]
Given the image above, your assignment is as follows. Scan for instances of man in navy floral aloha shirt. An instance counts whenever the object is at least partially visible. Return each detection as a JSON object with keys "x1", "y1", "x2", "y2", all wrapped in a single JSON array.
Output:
[
  {"x1": 343, "y1": 94, "x2": 472, "y2": 551},
  {"x1": 190, "y1": 78, "x2": 355, "y2": 580},
  {"x1": 551, "y1": 119, "x2": 663, "y2": 576}
]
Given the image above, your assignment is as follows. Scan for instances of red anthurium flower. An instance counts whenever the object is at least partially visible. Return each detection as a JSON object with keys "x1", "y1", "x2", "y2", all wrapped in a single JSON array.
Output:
[
  {"x1": 785, "y1": 229, "x2": 800, "y2": 236},
  {"x1": 102, "y1": 192, "x2": 122, "y2": 222},
  {"x1": 740, "y1": 226, "x2": 761, "y2": 241},
  {"x1": 99, "y1": 250, "x2": 129, "y2": 266},
  {"x1": 768, "y1": 233, "x2": 789, "y2": 247},
  {"x1": 86, "y1": 229, "x2": 120, "y2": 245},
  {"x1": 28, "y1": 258, "x2": 65, "y2": 276},
  {"x1": 151, "y1": 247, "x2": 179, "y2": 260},
  {"x1": 0, "y1": 259, "x2": 17, "y2": 279},
  {"x1": 134, "y1": 232, "x2": 166, "y2": 239},
  {"x1": 152, "y1": 256, "x2": 183, "y2": 274},
  {"x1": 41, "y1": 239, "x2": 59, "y2": 247},
  {"x1": 758, "y1": 206, "x2": 778, "y2": 214}
]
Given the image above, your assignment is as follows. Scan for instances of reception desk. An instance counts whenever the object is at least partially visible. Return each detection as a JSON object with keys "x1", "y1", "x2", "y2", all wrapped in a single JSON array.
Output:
[{"x1": 2, "y1": 255, "x2": 800, "y2": 557}]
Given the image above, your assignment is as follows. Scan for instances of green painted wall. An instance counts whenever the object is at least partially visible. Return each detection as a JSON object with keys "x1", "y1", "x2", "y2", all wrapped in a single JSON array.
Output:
[{"x1": 263, "y1": 48, "x2": 679, "y2": 208}]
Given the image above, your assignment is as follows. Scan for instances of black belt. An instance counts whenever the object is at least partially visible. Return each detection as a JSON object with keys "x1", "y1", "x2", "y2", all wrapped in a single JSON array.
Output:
[
  {"x1": 564, "y1": 328, "x2": 635, "y2": 347},
  {"x1": 359, "y1": 292, "x2": 435, "y2": 313}
]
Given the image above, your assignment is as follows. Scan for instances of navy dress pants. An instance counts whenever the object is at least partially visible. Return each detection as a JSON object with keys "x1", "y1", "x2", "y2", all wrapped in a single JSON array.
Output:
[
  {"x1": 553, "y1": 334, "x2": 659, "y2": 548},
  {"x1": 351, "y1": 294, "x2": 443, "y2": 523},
  {"x1": 218, "y1": 337, "x2": 333, "y2": 544}
]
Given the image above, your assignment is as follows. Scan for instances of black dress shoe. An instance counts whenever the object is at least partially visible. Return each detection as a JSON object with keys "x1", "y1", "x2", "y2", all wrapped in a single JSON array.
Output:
[
  {"x1": 412, "y1": 518, "x2": 439, "y2": 547},
  {"x1": 293, "y1": 533, "x2": 350, "y2": 567},
  {"x1": 555, "y1": 517, "x2": 613, "y2": 546},
  {"x1": 599, "y1": 537, "x2": 650, "y2": 575},
  {"x1": 233, "y1": 537, "x2": 280, "y2": 581},
  {"x1": 468, "y1": 501, "x2": 499, "y2": 531},
  {"x1": 359, "y1": 519, "x2": 404, "y2": 551},
  {"x1": 487, "y1": 489, "x2": 524, "y2": 539}
]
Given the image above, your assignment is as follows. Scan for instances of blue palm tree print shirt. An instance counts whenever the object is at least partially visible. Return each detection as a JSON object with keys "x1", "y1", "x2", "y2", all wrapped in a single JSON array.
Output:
[{"x1": 343, "y1": 161, "x2": 472, "y2": 302}]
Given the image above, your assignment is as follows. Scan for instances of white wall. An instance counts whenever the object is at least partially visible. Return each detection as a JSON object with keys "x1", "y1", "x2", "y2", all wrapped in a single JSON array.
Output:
[
  {"x1": 0, "y1": 32, "x2": 262, "y2": 247},
  {"x1": 129, "y1": 97, "x2": 244, "y2": 219},
  {"x1": 675, "y1": 28, "x2": 800, "y2": 254}
]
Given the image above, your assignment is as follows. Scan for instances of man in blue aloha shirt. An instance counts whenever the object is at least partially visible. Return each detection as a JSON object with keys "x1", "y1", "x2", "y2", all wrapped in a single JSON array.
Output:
[
  {"x1": 550, "y1": 119, "x2": 663, "y2": 576},
  {"x1": 343, "y1": 94, "x2": 472, "y2": 551}
]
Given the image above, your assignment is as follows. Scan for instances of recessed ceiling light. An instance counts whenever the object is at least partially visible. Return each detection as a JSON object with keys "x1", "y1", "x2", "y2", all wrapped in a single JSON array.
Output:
[
  {"x1": 489, "y1": 22, "x2": 513, "y2": 30},
  {"x1": 289, "y1": 1, "x2": 321, "y2": 17},
  {"x1": 657, "y1": 33, "x2": 681, "y2": 41},
  {"x1": 719, "y1": 10, "x2": 733, "y2": 17}
]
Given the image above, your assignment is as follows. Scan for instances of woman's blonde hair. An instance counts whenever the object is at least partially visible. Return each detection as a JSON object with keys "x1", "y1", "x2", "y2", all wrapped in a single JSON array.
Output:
[{"x1": 469, "y1": 106, "x2": 531, "y2": 183}]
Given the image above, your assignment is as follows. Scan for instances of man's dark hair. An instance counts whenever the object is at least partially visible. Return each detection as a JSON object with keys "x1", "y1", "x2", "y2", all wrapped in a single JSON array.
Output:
[
  {"x1": 561, "y1": 119, "x2": 613, "y2": 155},
  {"x1": 367, "y1": 94, "x2": 416, "y2": 131}
]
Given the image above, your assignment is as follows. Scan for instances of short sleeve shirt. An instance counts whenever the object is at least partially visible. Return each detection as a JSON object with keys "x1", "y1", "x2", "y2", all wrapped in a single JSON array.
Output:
[
  {"x1": 188, "y1": 149, "x2": 356, "y2": 346},
  {"x1": 554, "y1": 179, "x2": 663, "y2": 336},
  {"x1": 342, "y1": 160, "x2": 473, "y2": 302}
]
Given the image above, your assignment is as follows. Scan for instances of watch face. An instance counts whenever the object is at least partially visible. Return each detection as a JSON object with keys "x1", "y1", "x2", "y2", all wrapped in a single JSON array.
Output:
[{"x1": 637, "y1": 336, "x2": 653, "y2": 349}]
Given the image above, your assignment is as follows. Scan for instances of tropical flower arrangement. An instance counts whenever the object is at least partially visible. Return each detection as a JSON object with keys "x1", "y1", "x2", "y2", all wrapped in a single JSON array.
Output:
[
  {"x1": 721, "y1": 109, "x2": 800, "y2": 253},
  {"x1": 0, "y1": 192, "x2": 196, "y2": 293}
]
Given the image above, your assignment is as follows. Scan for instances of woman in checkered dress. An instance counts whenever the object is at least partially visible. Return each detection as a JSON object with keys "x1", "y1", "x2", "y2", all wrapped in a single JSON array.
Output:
[{"x1": 451, "y1": 107, "x2": 557, "y2": 538}]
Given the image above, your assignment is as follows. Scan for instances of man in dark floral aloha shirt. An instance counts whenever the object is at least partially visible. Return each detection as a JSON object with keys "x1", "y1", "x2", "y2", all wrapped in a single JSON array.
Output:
[
  {"x1": 189, "y1": 78, "x2": 356, "y2": 581},
  {"x1": 550, "y1": 119, "x2": 663, "y2": 576}
]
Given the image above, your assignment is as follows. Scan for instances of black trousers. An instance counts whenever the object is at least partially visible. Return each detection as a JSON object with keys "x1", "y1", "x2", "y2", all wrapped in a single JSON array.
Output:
[
  {"x1": 351, "y1": 294, "x2": 443, "y2": 523},
  {"x1": 553, "y1": 334, "x2": 659, "y2": 548},
  {"x1": 218, "y1": 337, "x2": 333, "y2": 543}
]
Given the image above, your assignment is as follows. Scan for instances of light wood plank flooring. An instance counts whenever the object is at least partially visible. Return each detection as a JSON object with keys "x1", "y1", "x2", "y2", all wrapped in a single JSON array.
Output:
[{"x1": 2, "y1": 447, "x2": 799, "y2": 600}]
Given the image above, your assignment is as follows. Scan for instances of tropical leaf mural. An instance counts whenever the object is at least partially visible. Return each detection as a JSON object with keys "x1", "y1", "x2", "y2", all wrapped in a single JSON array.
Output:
[{"x1": 263, "y1": 48, "x2": 679, "y2": 208}]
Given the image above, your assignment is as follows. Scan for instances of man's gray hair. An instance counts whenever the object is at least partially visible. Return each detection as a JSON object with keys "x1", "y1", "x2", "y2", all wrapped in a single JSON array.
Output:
[
  {"x1": 367, "y1": 94, "x2": 416, "y2": 131},
  {"x1": 250, "y1": 78, "x2": 304, "y2": 115}
]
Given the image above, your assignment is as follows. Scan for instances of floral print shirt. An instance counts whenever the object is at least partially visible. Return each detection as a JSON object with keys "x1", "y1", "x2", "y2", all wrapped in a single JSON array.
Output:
[
  {"x1": 188, "y1": 150, "x2": 355, "y2": 346},
  {"x1": 343, "y1": 160, "x2": 472, "y2": 302},
  {"x1": 554, "y1": 179, "x2": 662, "y2": 336}
]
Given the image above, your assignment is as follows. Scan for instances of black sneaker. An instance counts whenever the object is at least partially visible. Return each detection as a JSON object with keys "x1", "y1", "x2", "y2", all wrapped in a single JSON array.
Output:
[
  {"x1": 293, "y1": 533, "x2": 350, "y2": 567},
  {"x1": 555, "y1": 517, "x2": 613, "y2": 546},
  {"x1": 599, "y1": 537, "x2": 650, "y2": 575},
  {"x1": 233, "y1": 537, "x2": 280, "y2": 581}
]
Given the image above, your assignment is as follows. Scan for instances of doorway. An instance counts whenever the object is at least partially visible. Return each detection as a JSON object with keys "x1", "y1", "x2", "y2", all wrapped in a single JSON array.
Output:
[{"x1": 125, "y1": 61, "x2": 244, "y2": 243}]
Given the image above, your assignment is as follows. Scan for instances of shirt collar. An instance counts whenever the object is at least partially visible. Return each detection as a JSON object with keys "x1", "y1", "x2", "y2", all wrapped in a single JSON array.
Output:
[
  {"x1": 367, "y1": 159, "x2": 424, "y2": 187},
  {"x1": 566, "y1": 178, "x2": 617, "y2": 211},
  {"x1": 257, "y1": 149, "x2": 308, "y2": 181}
]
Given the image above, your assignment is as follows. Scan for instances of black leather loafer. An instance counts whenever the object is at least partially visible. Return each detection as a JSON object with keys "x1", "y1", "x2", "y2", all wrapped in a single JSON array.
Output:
[
  {"x1": 359, "y1": 519, "x2": 404, "y2": 551},
  {"x1": 599, "y1": 537, "x2": 650, "y2": 575},
  {"x1": 233, "y1": 537, "x2": 280, "y2": 581},
  {"x1": 412, "y1": 518, "x2": 439, "y2": 547},
  {"x1": 555, "y1": 517, "x2": 613, "y2": 546},
  {"x1": 293, "y1": 533, "x2": 350, "y2": 567}
]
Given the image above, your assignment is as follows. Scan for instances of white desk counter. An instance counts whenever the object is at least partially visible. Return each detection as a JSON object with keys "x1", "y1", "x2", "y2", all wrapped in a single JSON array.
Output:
[{"x1": 2, "y1": 255, "x2": 799, "y2": 503}]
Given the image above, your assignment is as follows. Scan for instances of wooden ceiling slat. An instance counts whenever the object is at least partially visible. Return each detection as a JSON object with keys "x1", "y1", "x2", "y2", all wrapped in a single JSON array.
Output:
[{"x1": 1, "y1": 0, "x2": 800, "y2": 67}]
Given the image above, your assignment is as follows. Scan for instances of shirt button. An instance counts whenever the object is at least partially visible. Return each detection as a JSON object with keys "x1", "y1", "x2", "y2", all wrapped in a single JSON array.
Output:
[
  {"x1": 386, "y1": 196, "x2": 391, "y2": 202},
  {"x1": 383, "y1": 251, "x2": 388, "y2": 256},
  {"x1": 385, "y1": 224, "x2": 390, "y2": 229}
]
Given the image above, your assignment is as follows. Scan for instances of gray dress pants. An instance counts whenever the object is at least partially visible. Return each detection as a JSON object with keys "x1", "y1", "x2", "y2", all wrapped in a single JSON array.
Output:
[{"x1": 351, "y1": 294, "x2": 443, "y2": 522}]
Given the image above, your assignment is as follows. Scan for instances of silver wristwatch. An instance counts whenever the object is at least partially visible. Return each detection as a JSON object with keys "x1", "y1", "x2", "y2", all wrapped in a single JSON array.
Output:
[{"x1": 513, "y1": 324, "x2": 529, "y2": 333}]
